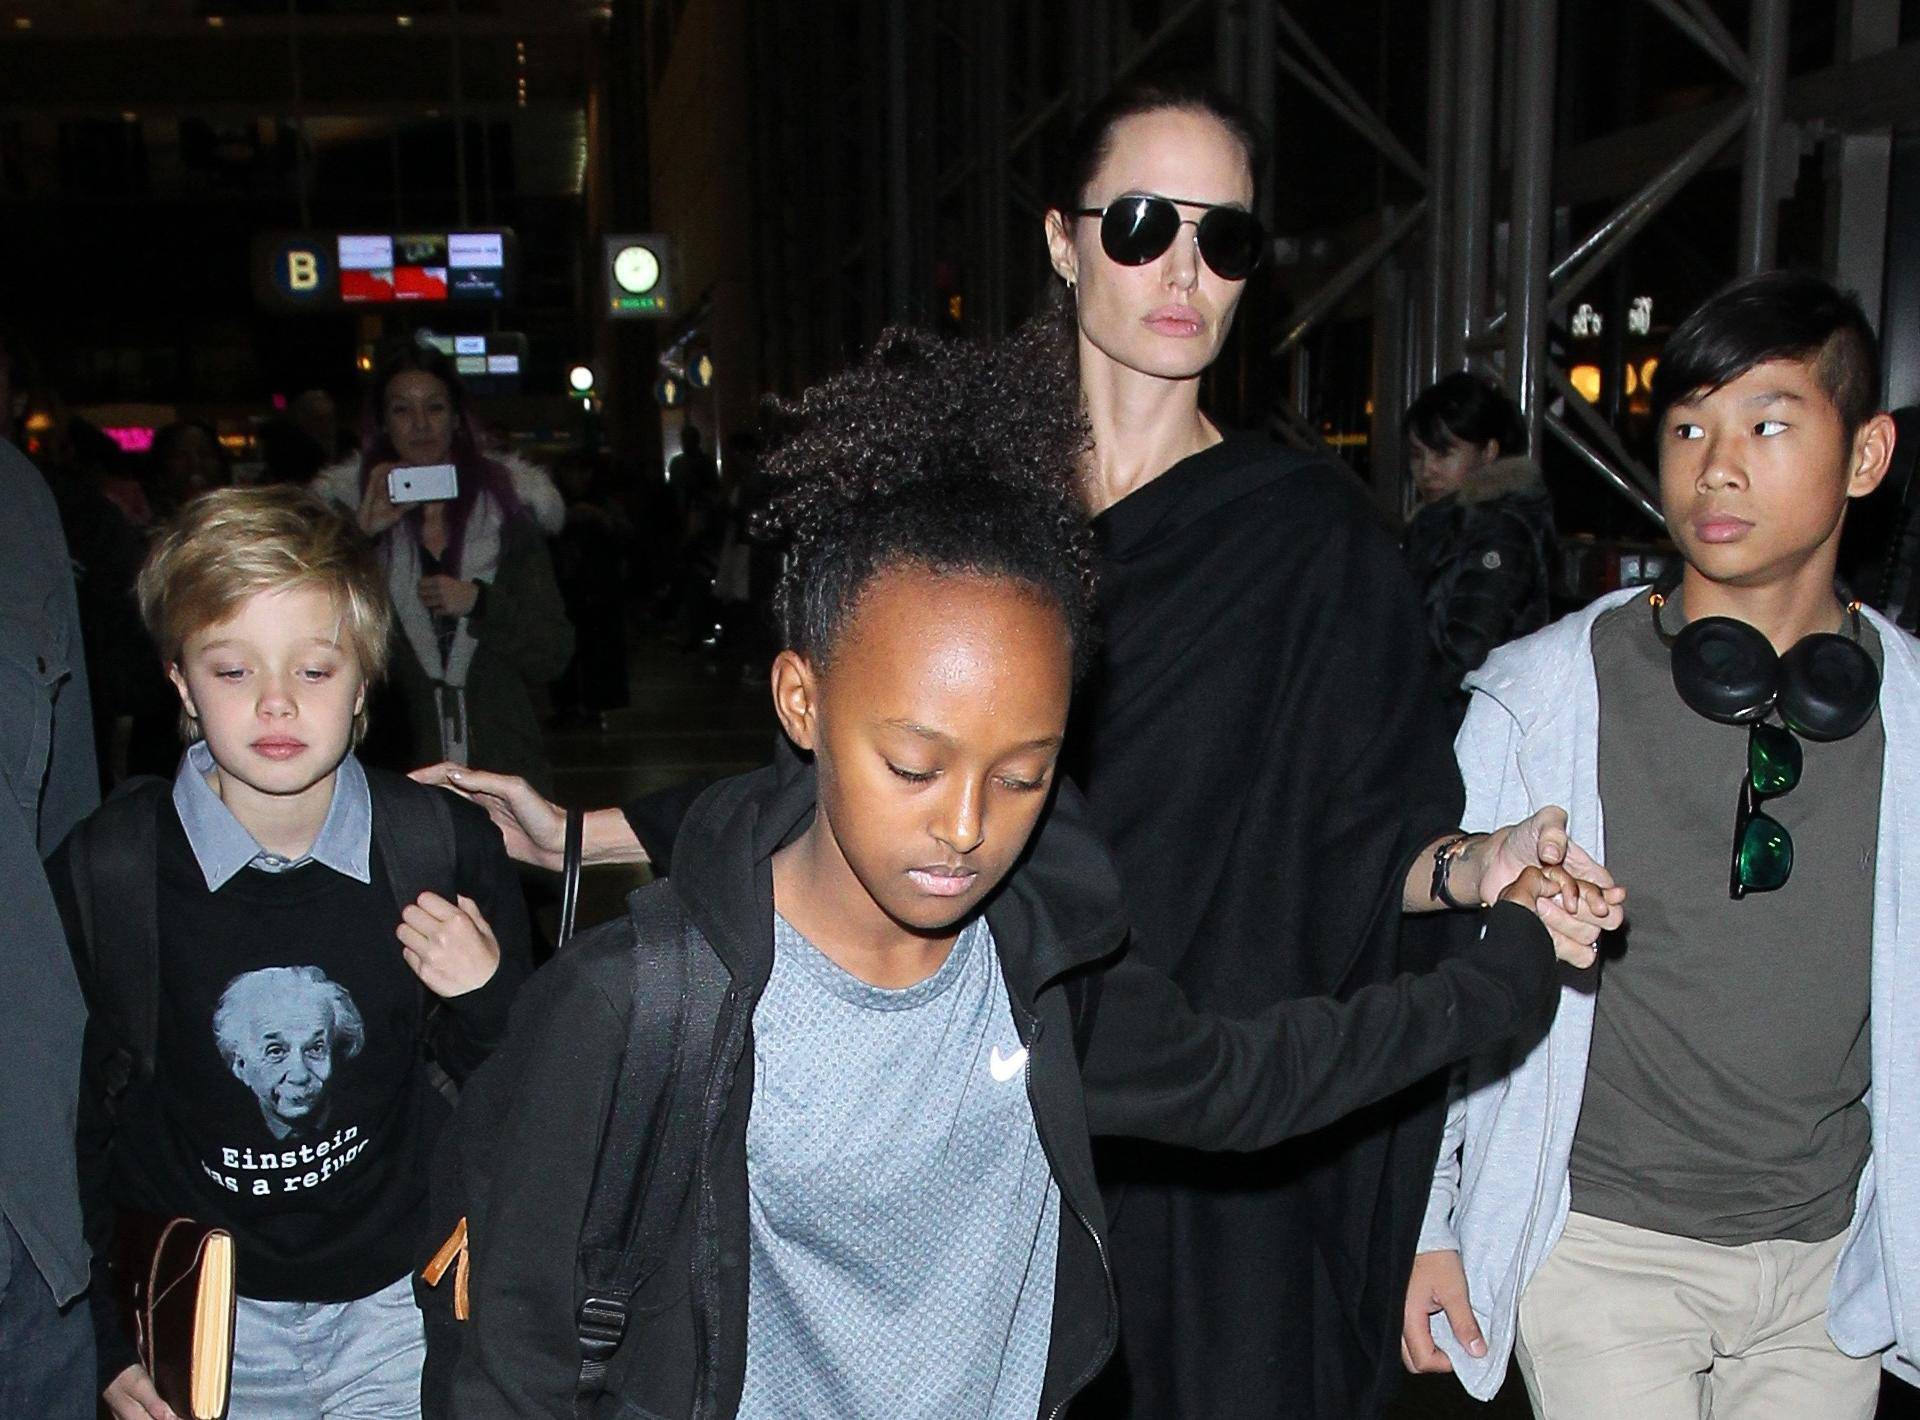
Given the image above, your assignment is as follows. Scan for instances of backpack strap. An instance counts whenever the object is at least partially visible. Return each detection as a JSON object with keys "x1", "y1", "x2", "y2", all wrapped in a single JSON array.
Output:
[
  {"x1": 367, "y1": 770, "x2": 459, "y2": 919},
  {"x1": 574, "y1": 881, "x2": 731, "y2": 1403},
  {"x1": 61, "y1": 776, "x2": 169, "y2": 1092},
  {"x1": 367, "y1": 772, "x2": 462, "y2": 1097}
]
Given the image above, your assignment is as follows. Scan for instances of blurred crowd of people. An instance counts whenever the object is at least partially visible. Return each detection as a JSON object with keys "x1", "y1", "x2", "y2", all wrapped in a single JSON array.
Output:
[{"x1": 1, "y1": 323, "x2": 777, "y2": 801}]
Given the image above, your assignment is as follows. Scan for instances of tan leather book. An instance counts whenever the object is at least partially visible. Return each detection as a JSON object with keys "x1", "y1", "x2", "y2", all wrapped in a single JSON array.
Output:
[{"x1": 118, "y1": 1214, "x2": 237, "y2": 1420}]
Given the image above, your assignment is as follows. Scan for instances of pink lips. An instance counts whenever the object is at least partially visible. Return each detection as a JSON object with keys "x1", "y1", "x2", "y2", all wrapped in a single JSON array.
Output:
[
  {"x1": 1144, "y1": 304, "x2": 1204, "y2": 338},
  {"x1": 907, "y1": 866, "x2": 978, "y2": 898},
  {"x1": 1694, "y1": 514, "x2": 1754, "y2": 544},
  {"x1": 252, "y1": 738, "x2": 308, "y2": 761}
]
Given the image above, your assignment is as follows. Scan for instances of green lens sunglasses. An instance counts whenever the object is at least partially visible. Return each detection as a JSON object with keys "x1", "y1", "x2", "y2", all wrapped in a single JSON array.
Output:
[{"x1": 1730, "y1": 720, "x2": 1802, "y2": 900}]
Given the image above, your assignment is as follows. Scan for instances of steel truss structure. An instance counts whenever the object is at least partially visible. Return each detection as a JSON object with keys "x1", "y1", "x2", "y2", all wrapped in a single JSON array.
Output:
[{"x1": 741, "y1": 0, "x2": 1919, "y2": 522}]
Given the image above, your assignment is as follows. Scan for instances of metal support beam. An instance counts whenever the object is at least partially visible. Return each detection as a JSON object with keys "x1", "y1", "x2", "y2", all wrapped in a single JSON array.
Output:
[
  {"x1": 1825, "y1": 0, "x2": 1901, "y2": 332},
  {"x1": 1273, "y1": 5, "x2": 1424, "y2": 185},
  {"x1": 1272, "y1": 201, "x2": 1427, "y2": 356},
  {"x1": 1420, "y1": 0, "x2": 1454, "y2": 388},
  {"x1": 1447, "y1": 0, "x2": 1496, "y2": 369},
  {"x1": 1271, "y1": 45, "x2": 1425, "y2": 187},
  {"x1": 1214, "y1": 0, "x2": 1246, "y2": 100},
  {"x1": 1371, "y1": 253, "x2": 1409, "y2": 516},
  {"x1": 1483, "y1": 101, "x2": 1748, "y2": 339},
  {"x1": 1640, "y1": 0, "x2": 1750, "y2": 82},
  {"x1": 1245, "y1": 0, "x2": 1277, "y2": 225},
  {"x1": 1548, "y1": 103, "x2": 1747, "y2": 317},
  {"x1": 1738, "y1": 0, "x2": 1792, "y2": 272},
  {"x1": 1112, "y1": 0, "x2": 1211, "y2": 86},
  {"x1": 1505, "y1": 0, "x2": 1560, "y2": 456},
  {"x1": 1546, "y1": 411, "x2": 1668, "y2": 528}
]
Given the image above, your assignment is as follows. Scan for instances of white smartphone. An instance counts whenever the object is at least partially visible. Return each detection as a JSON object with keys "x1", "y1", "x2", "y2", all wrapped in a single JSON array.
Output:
[{"x1": 388, "y1": 463, "x2": 459, "y2": 504}]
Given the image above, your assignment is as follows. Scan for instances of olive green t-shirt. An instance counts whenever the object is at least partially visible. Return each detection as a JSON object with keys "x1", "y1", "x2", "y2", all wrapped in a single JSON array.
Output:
[{"x1": 1569, "y1": 591, "x2": 1882, "y2": 1245}]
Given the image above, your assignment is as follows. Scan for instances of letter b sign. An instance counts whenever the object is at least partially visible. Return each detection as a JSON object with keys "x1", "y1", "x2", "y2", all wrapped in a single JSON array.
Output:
[{"x1": 268, "y1": 239, "x2": 331, "y2": 304}]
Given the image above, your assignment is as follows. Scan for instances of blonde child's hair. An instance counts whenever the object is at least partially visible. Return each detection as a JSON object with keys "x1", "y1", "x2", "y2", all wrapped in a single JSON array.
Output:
[{"x1": 136, "y1": 485, "x2": 391, "y2": 744}]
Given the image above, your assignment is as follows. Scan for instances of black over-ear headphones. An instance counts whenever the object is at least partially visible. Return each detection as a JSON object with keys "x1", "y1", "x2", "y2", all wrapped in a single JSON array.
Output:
[{"x1": 1650, "y1": 586, "x2": 1881, "y2": 742}]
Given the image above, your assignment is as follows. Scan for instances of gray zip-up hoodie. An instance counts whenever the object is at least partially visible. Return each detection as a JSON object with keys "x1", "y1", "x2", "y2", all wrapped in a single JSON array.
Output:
[{"x1": 1418, "y1": 586, "x2": 1920, "y2": 1397}]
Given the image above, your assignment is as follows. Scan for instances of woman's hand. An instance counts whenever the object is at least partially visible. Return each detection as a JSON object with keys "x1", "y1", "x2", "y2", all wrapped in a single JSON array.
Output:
[
  {"x1": 358, "y1": 461, "x2": 406, "y2": 537},
  {"x1": 411, "y1": 763, "x2": 567, "y2": 869},
  {"x1": 1471, "y1": 806, "x2": 1624, "y2": 928},
  {"x1": 1499, "y1": 864, "x2": 1605, "y2": 968},
  {"x1": 419, "y1": 574, "x2": 480, "y2": 616},
  {"x1": 398, "y1": 892, "x2": 502, "y2": 997},
  {"x1": 410, "y1": 762, "x2": 650, "y2": 870},
  {"x1": 103, "y1": 1363, "x2": 179, "y2": 1420}
]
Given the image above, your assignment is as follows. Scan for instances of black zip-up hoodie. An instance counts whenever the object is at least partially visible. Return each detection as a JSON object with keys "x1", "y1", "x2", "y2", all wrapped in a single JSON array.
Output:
[{"x1": 446, "y1": 759, "x2": 1556, "y2": 1419}]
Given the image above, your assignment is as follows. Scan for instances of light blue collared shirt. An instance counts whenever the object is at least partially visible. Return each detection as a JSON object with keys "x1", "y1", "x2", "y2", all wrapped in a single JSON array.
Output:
[{"x1": 171, "y1": 740, "x2": 373, "y2": 891}]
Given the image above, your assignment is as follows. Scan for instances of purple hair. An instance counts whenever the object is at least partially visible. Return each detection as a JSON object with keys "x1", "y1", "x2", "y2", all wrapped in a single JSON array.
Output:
[{"x1": 357, "y1": 343, "x2": 526, "y2": 573}]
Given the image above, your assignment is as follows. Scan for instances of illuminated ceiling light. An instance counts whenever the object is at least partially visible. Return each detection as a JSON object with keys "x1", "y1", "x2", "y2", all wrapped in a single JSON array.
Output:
[
  {"x1": 425, "y1": 107, "x2": 441, "y2": 118},
  {"x1": 121, "y1": 110, "x2": 139, "y2": 122},
  {"x1": 395, "y1": 13, "x2": 414, "y2": 27},
  {"x1": 12, "y1": 16, "x2": 30, "y2": 29},
  {"x1": 1569, "y1": 364, "x2": 1602, "y2": 404},
  {"x1": 567, "y1": 363, "x2": 596, "y2": 393},
  {"x1": 206, "y1": 14, "x2": 224, "y2": 27},
  {"x1": 1641, "y1": 357, "x2": 1659, "y2": 390}
]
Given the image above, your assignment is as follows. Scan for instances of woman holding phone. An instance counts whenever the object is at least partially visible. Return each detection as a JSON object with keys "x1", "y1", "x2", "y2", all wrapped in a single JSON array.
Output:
[{"x1": 314, "y1": 343, "x2": 573, "y2": 793}]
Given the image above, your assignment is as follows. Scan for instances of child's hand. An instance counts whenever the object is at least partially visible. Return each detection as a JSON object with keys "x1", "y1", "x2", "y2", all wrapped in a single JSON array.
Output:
[
  {"x1": 103, "y1": 1363, "x2": 179, "y2": 1420},
  {"x1": 397, "y1": 892, "x2": 502, "y2": 997},
  {"x1": 1499, "y1": 865, "x2": 1607, "y2": 969}
]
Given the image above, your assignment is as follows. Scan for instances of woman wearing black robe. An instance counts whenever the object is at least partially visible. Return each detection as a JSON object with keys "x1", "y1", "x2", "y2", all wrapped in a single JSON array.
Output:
[
  {"x1": 1037, "y1": 85, "x2": 1550, "y2": 1419},
  {"x1": 411, "y1": 84, "x2": 1621, "y2": 1417}
]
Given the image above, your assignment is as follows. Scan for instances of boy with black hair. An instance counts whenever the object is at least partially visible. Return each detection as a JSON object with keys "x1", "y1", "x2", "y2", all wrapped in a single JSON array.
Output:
[
  {"x1": 57, "y1": 486, "x2": 531, "y2": 1419},
  {"x1": 1404, "y1": 270, "x2": 1915, "y2": 1418}
]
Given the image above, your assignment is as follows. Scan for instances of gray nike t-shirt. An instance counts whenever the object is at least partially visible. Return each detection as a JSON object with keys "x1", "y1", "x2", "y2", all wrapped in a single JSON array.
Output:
[{"x1": 737, "y1": 913, "x2": 1062, "y2": 1419}]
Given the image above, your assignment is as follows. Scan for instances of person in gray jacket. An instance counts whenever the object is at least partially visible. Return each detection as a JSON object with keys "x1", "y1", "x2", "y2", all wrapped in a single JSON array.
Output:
[
  {"x1": 0, "y1": 333, "x2": 100, "y2": 1420},
  {"x1": 1403, "y1": 272, "x2": 1917, "y2": 1419}
]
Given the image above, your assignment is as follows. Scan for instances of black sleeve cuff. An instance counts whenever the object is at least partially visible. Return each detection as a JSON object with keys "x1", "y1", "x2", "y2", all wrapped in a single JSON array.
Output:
[
  {"x1": 439, "y1": 956, "x2": 517, "y2": 1037},
  {"x1": 1463, "y1": 900, "x2": 1559, "y2": 1028},
  {"x1": 468, "y1": 581, "x2": 491, "y2": 620}
]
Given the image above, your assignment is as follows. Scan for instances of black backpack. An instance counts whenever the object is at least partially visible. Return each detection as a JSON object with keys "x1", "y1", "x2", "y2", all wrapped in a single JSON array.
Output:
[
  {"x1": 60, "y1": 770, "x2": 460, "y2": 1106},
  {"x1": 421, "y1": 872, "x2": 731, "y2": 1418}
]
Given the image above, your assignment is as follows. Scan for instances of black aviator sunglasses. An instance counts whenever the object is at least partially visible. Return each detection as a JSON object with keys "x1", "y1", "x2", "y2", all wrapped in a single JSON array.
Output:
[{"x1": 1071, "y1": 194, "x2": 1266, "y2": 282}]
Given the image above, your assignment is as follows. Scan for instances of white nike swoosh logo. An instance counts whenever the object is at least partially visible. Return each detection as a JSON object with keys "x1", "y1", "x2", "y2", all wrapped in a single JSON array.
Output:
[{"x1": 989, "y1": 1045, "x2": 1028, "y2": 1083}]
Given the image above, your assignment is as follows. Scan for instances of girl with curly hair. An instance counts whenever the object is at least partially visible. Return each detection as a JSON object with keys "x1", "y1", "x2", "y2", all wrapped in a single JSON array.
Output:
[{"x1": 433, "y1": 327, "x2": 1594, "y2": 1420}]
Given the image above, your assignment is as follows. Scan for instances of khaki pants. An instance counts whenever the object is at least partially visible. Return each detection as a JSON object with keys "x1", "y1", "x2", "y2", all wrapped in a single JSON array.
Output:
[{"x1": 1514, "y1": 1211, "x2": 1880, "y2": 1420}]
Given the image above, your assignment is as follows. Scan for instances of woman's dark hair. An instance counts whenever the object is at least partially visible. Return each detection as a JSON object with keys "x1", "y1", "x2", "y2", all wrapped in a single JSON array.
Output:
[
  {"x1": 1051, "y1": 77, "x2": 1265, "y2": 215},
  {"x1": 357, "y1": 342, "x2": 526, "y2": 566},
  {"x1": 755, "y1": 324, "x2": 1097, "y2": 677},
  {"x1": 1651, "y1": 271, "x2": 1881, "y2": 436},
  {"x1": 1403, "y1": 372, "x2": 1528, "y2": 457}
]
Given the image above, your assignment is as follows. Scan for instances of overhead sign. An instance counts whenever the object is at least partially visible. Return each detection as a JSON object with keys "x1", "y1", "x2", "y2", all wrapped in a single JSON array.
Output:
[
  {"x1": 405, "y1": 330, "x2": 531, "y2": 392},
  {"x1": 256, "y1": 230, "x2": 520, "y2": 310},
  {"x1": 605, "y1": 234, "x2": 673, "y2": 319}
]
